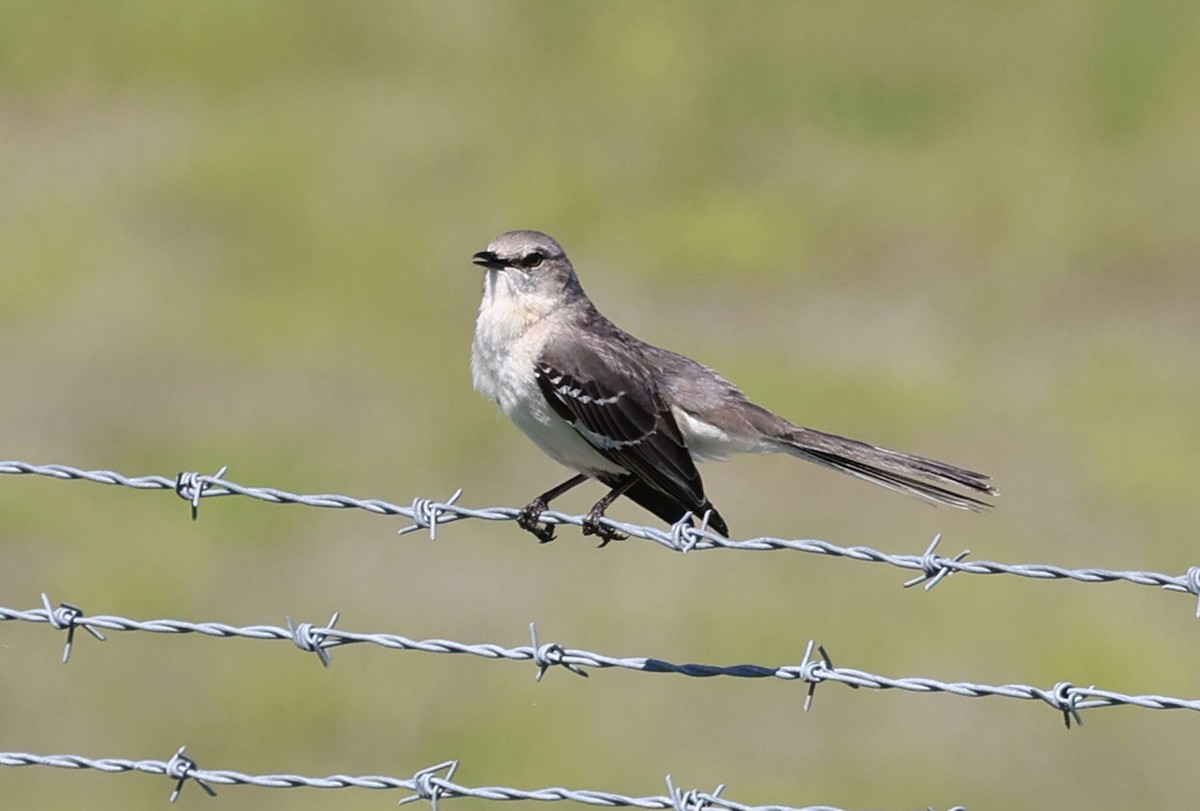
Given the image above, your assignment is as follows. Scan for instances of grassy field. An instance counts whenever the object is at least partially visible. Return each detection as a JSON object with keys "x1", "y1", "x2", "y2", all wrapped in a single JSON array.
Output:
[{"x1": 2, "y1": 2, "x2": 1199, "y2": 809}]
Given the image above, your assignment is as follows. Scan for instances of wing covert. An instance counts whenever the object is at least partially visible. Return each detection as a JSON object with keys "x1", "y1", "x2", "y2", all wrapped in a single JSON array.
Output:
[{"x1": 534, "y1": 337, "x2": 708, "y2": 512}]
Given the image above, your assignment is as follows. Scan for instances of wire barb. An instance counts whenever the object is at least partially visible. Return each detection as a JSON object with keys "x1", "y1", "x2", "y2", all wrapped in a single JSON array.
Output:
[
  {"x1": 1185, "y1": 567, "x2": 1200, "y2": 618},
  {"x1": 903, "y1": 534, "x2": 972, "y2": 591},
  {"x1": 40, "y1": 593, "x2": 105, "y2": 663},
  {"x1": 666, "y1": 510, "x2": 717, "y2": 553},
  {"x1": 399, "y1": 760, "x2": 459, "y2": 809},
  {"x1": 1049, "y1": 682, "x2": 1085, "y2": 729},
  {"x1": 400, "y1": 489, "x2": 465, "y2": 539},
  {"x1": 174, "y1": 465, "x2": 229, "y2": 520},
  {"x1": 798, "y1": 640, "x2": 822, "y2": 712},
  {"x1": 666, "y1": 774, "x2": 726, "y2": 811},
  {"x1": 287, "y1": 612, "x2": 340, "y2": 668},
  {"x1": 165, "y1": 746, "x2": 217, "y2": 801},
  {"x1": 529, "y1": 623, "x2": 588, "y2": 680}
]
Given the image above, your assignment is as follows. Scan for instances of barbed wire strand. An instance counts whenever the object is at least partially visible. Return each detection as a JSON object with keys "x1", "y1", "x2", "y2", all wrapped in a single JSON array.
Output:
[
  {"x1": 0, "y1": 749, "x2": 968, "y2": 810},
  {"x1": 5, "y1": 595, "x2": 1196, "y2": 726},
  {"x1": 3, "y1": 460, "x2": 1199, "y2": 611}
]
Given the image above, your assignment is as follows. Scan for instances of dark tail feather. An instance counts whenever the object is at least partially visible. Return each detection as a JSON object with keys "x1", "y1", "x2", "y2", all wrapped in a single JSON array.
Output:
[{"x1": 778, "y1": 426, "x2": 998, "y2": 512}]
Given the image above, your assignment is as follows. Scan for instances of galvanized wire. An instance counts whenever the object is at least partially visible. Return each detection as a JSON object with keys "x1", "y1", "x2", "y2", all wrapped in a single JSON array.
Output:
[
  {"x1": 4, "y1": 594, "x2": 1195, "y2": 726},
  {"x1": 2, "y1": 460, "x2": 1199, "y2": 610},
  {"x1": 0, "y1": 750, "x2": 963, "y2": 810},
  {"x1": 0, "y1": 460, "x2": 1192, "y2": 808}
]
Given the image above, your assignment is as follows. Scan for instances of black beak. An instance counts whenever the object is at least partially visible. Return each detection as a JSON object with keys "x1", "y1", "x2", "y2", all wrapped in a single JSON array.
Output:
[{"x1": 472, "y1": 250, "x2": 505, "y2": 270}]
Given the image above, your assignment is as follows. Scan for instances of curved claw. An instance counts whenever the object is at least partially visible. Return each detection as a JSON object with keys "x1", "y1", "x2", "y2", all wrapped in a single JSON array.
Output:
[
  {"x1": 517, "y1": 499, "x2": 557, "y2": 543},
  {"x1": 581, "y1": 509, "x2": 628, "y2": 546}
]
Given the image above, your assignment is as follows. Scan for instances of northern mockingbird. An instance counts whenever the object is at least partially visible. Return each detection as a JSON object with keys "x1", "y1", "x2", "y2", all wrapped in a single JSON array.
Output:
[{"x1": 470, "y1": 230, "x2": 997, "y2": 542}]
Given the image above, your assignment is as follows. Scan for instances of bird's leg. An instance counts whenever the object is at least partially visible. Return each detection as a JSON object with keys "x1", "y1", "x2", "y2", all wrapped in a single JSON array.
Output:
[
  {"x1": 518, "y1": 474, "x2": 589, "y2": 543},
  {"x1": 582, "y1": 476, "x2": 637, "y2": 546}
]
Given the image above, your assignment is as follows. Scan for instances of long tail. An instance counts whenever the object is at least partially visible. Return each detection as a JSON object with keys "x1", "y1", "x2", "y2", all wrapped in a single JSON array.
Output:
[{"x1": 771, "y1": 423, "x2": 998, "y2": 511}]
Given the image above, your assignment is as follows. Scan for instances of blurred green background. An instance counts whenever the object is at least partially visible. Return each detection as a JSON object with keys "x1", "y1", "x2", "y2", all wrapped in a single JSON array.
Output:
[{"x1": 2, "y1": 1, "x2": 1199, "y2": 808}]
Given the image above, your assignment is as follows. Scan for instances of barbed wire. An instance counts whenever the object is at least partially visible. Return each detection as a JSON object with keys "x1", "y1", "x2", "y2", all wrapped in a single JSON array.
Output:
[
  {"x1": 0, "y1": 749, "x2": 964, "y2": 810},
  {"x1": 2, "y1": 460, "x2": 1198, "y2": 612},
  {"x1": 1, "y1": 461, "x2": 1192, "y2": 808},
  {"x1": 5, "y1": 593, "x2": 1197, "y2": 726}
]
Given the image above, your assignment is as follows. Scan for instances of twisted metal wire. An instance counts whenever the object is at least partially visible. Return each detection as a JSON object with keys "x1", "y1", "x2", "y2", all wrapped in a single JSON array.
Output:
[
  {"x1": 1, "y1": 750, "x2": 901, "y2": 809},
  {"x1": 3, "y1": 460, "x2": 1198, "y2": 610},
  {"x1": 5, "y1": 595, "x2": 1197, "y2": 726},
  {"x1": 0, "y1": 750, "x2": 970, "y2": 810}
]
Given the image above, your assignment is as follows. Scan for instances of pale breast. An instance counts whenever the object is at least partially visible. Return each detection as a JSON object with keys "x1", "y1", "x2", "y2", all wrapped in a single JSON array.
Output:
[{"x1": 471, "y1": 279, "x2": 621, "y2": 478}]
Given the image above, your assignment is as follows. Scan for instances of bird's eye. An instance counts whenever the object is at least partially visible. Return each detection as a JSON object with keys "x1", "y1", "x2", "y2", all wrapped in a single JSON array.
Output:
[{"x1": 523, "y1": 252, "x2": 544, "y2": 269}]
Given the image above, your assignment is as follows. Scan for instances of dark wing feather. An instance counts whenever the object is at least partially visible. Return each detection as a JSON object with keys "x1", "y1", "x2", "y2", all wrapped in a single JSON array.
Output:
[
  {"x1": 534, "y1": 334, "x2": 711, "y2": 518},
  {"x1": 599, "y1": 475, "x2": 729, "y2": 537}
]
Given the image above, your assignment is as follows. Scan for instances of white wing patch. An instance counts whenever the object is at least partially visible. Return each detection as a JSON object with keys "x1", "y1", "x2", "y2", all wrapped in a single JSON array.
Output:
[
  {"x1": 575, "y1": 425, "x2": 644, "y2": 451},
  {"x1": 549, "y1": 378, "x2": 624, "y2": 408}
]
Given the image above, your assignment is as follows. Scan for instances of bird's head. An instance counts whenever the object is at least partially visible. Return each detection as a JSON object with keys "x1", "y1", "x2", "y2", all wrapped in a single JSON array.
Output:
[{"x1": 472, "y1": 230, "x2": 586, "y2": 313}]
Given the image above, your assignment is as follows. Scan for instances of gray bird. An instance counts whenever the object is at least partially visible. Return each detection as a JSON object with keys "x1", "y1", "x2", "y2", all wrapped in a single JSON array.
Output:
[{"x1": 470, "y1": 230, "x2": 997, "y2": 542}]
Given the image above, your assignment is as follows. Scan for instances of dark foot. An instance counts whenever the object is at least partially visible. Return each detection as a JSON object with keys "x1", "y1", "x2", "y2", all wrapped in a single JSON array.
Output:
[
  {"x1": 517, "y1": 499, "x2": 557, "y2": 543},
  {"x1": 581, "y1": 507, "x2": 628, "y2": 546}
]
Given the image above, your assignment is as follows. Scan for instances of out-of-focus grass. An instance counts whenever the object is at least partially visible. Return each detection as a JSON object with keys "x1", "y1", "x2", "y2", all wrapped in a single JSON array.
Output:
[{"x1": 2, "y1": 2, "x2": 1199, "y2": 809}]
